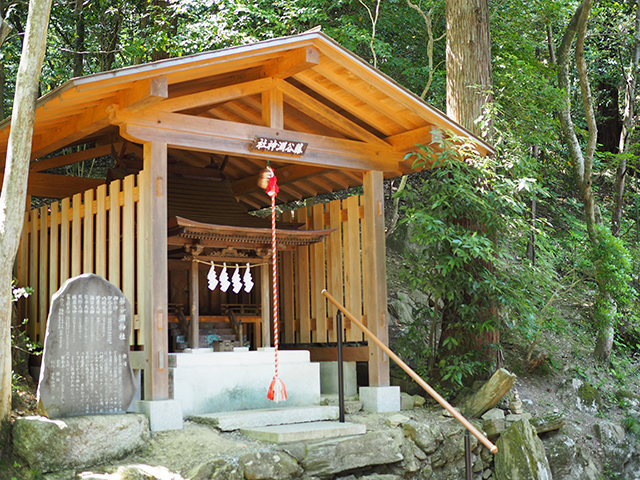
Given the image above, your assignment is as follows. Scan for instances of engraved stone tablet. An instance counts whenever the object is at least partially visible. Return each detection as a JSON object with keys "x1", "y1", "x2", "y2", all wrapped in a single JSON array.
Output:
[{"x1": 37, "y1": 273, "x2": 137, "y2": 418}]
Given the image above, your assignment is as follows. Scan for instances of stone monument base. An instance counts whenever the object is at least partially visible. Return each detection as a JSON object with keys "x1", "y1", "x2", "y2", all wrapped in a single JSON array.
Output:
[
  {"x1": 135, "y1": 399, "x2": 183, "y2": 432},
  {"x1": 12, "y1": 414, "x2": 149, "y2": 474},
  {"x1": 359, "y1": 386, "x2": 401, "y2": 413}
]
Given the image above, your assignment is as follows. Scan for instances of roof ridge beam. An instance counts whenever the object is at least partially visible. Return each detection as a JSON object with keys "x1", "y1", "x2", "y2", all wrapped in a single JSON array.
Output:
[{"x1": 262, "y1": 46, "x2": 320, "y2": 79}]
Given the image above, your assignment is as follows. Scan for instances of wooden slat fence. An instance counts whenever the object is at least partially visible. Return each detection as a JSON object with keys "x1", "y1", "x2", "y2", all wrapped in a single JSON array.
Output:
[
  {"x1": 16, "y1": 175, "x2": 142, "y2": 345},
  {"x1": 16, "y1": 181, "x2": 369, "y2": 351},
  {"x1": 280, "y1": 195, "x2": 367, "y2": 344}
]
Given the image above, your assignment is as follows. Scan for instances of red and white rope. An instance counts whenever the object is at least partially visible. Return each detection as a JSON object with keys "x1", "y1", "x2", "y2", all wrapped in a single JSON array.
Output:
[{"x1": 266, "y1": 167, "x2": 287, "y2": 402}]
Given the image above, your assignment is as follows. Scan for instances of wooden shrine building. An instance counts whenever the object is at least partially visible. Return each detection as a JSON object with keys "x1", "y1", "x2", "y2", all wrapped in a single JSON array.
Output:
[{"x1": 4, "y1": 31, "x2": 492, "y2": 404}]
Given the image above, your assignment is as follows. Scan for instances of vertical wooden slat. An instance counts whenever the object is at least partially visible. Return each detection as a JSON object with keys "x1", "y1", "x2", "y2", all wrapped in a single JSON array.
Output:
[
  {"x1": 123, "y1": 175, "x2": 136, "y2": 335},
  {"x1": 261, "y1": 263, "x2": 271, "y2": 347},
  {"x1": 83, "y1": 189, "x2": 94, "y2": 273},
  {"x1": 95, "y1": 185, "x2": 107, "y2": 277},
  {"x1": 139, "y1": 143, "x2": 169, "y2": 400},
  {"x1": 49, "y1": 203, "x2": 59, "y2": 297},
  {"x1": 38, "y1": 206, "x2": 48, "y2": 341},
  {"x1": 311, "y1": 203, "x2": 326, "y2": 342},
  {"x1": 363, "y1": 171, "x2": 389, "y2": 387},
  {"x1": 17, "y1": 212, "x2": 29, "y2": 336},
  {"x1": 71, "y1": 193, "x2": 82, "y2": 277},
  {"x1": 189, "y1": 259, "x2": 199, "y2": 349},
  {"x1": 345, "y1": 195, "x2": 363, "y2": 341},
  {"x1": 328, "y1": 199, "x2": 342, "y2": 342},
  {"x1": 296, "y1": 207, "x2": 311, "y2": 343},
  {"x1": 28, "y1": 209, "x2": 38, "y2": 341},
  {"x1": 108, "y1": 180, "x2": 121, "y2": 288},
  {"x1": 60, "y1": 198, "x2": 70, "y2": 285},
  {"x1": 281, "y1": 212, "x2": 295, "y2": 344}
]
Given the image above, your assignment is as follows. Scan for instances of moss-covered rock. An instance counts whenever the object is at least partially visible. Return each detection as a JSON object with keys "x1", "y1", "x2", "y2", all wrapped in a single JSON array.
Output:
[
  {"x1": 577, "y1": 382, "x2": 604, "y2": 412},
  {"x1": 495, "y1": 419, "x2": 552, "y2": 480}
]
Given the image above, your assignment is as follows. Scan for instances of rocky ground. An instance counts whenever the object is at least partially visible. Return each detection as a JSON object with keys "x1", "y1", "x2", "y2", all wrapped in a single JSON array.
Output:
[{"x1": 5, "y1": 251, "x2": 640, "y2": 479}]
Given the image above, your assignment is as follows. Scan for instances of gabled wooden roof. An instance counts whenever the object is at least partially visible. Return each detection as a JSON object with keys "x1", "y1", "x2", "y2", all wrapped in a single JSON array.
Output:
[{"x1": 0, "y1": 31, "x2": 493, "y2": 209}]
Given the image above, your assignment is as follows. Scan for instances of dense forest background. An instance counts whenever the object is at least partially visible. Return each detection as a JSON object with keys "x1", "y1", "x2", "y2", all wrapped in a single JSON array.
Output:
[{"x1": 6, "y1": 0, "x2": 640, "y2": 394}]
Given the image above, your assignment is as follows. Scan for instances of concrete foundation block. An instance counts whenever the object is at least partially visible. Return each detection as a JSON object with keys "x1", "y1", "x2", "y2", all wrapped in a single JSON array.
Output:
[
  {"x1": 319, "y1": 361, "x2": 357, "y2": 397},
  {"x1": 135, "y1": 399, "x2": 183, "y2": 432},
  {"x1": 169, "y1": 350, "x2": 321, "y2": 416},
  {"x1": 359, "y1": 386, "x2": 401, "y2": 413}
]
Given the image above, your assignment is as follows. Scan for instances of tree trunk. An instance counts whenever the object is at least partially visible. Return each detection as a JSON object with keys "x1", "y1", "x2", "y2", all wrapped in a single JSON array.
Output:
[
  {"x1": 444, "y1": 0, "x2": 497, "y2": 368},
  {"x1": 0, "y1": 0, "x2": 52, "y2": 454},
  {"x1": 557, "y1": 0, "x2": 616, "y2": 362},
  {"x1": 73, "y1": 0, "x2": 84, "y2": 77},
  {"x1": 445, "y1": 0, "x2": 493, "y2": 137},
  {"x1": 612, "y1": 0, "x2": 640, "y2": 237}
]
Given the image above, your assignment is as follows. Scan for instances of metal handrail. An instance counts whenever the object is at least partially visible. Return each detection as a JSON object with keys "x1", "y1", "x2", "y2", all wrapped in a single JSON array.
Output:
[{"x1": 322, "y1": 289, "x2": 498, "y2": 454}]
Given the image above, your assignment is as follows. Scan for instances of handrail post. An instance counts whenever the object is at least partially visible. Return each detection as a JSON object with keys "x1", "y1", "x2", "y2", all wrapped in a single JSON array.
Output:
[
  {"x1": 321, "y1": 289, "x2": 498, "y2": 455},
  {"x1": 337, "y1": 311, "x2": 345, "y2": 423},
  {"x1": 465, "y1": 429, "x2": 472, "y2": 480}
]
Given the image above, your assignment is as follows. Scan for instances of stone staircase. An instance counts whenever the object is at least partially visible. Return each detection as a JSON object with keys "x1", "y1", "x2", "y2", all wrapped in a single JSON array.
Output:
[{"x1": 189, "y1": 405, "x2": 366, "y2": 444}]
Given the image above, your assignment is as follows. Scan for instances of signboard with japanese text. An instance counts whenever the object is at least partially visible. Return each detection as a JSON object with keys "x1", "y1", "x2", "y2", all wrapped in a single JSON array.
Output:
[
  {"x1": 36, "y1": 273, "x2": 137, "y2": 418},
  {"x1": 250, "y1": 136, "x2": 308, "y2": 156}
]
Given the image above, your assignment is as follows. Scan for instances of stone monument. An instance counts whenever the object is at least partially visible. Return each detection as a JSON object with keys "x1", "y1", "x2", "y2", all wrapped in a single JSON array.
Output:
[{"x1": 37, "y1": 273, "x2": 137, "y2": 418}]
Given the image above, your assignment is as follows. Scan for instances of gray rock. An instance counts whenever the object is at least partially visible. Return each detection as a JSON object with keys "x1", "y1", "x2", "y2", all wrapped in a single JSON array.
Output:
[
  {"x1": 401, "y1": 392, "x2": 415, "y2": 410},
  {"x1": 186, "y1": 459, "x2": 237, "y2": 480},
  {"x1": 387, "y1": 294, "x2": 417, "y2": 326},
  {"x1": 413, "y1": 395, "x2": 426, "y2": 408},
  {"x1": 593, "y1": 420, "x2": 625, "y2": 444},
  {"x1": 42, "y1": 471, "x2": 77, "y2": 480},
  {"x1": 400, "y1": 437, "x2": 420, "y2": 473},
  {"x1": 280, "y1": 442, "x2": 308, "y2": 463},
  {"x1": 494, "y1": 419, "x2": 552, "y2": 480},
  {"x1": 458, "y1": 369, "x2": 516, "y2": 418},
  {"x1": 404, "y1": 420, "x2": 443, "y2": 454},
  {"x1": 559, "y1": 378, "x2": 603, "y2": 414},
  {"x1": 541, "y1": 431, "x2": 576, "y2": 479},
  {"x1": 386, "y1": 413, "x2": 410, "y2": 427},
  {"x1": 240, "y1": 451, "x2": 302, "y2": 480},
  {"x1": 12, "y1": 414, "x2": 149, "y2": 473},
  {"x1": 505, "y1": 413, "x2": 532, "y2": 422},
  {"x1": 211, "y1": 463, "x2": 244, "y2": 480},
  {"x1": 114, "y1": 464, "x2": 184, "y2": 479},
  {"x1": 302, "y1": 429, "x2": 404, "y2": 477},
  {"x1": 481, "y1": 408, "x2": 505, "y2": 421},
  {"x1": 483, "y1": 418, "x2": 506, "y2": 440},
  {"x1": 37, "y1": 273, "x2": 137, "y2": 418},
  {"x1": 529, "y1": 412, "x2": 566, "y2": 434}
]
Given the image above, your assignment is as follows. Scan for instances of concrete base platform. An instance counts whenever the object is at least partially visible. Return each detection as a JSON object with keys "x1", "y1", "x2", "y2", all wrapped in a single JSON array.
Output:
[
  {"x1": 189, "y1": 405, "x2": 339, "y2": 431},
  {"x1": 169, "y1": 349, "x2": 321, "y2": 416},
  {"x1": 135, "y1": 400, "x2": 183, "y2": 432},
  {"x1": 359, "y1": 386, "x2": 401, "y2": 413},
  {"x1": 240, "y1": 421, "x2": 366, "y2": 444}
]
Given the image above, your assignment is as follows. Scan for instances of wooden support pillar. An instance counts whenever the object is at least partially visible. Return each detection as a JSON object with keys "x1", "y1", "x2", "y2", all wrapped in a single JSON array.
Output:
[
  {"x1": 261, "y1": 262, "x2": 271, "y2": 347},
  {"x1": 189, "y1": 258, "x2": 199, "y2": 349},
  {"x1": 139, "y1": 141, "x2": 169, "y2": 400},
  {"x1": 363, "y1": 170, "x2": 390, "y2": 387}
]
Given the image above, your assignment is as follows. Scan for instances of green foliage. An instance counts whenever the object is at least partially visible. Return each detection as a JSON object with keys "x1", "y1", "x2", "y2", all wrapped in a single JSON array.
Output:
[{"x1": 395, "y1": 132, "x2": 537, "y2": 395}]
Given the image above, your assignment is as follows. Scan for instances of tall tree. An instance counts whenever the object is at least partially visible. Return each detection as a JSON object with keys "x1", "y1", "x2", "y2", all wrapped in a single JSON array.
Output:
[
  {"x1": 612, "y1": 1, "x2": 640, "y2": 237},
  {"x1": 0, "y1": 0, "x2": 52, "y2": 451},
  {"x1": 555, "y1": 0, "x2": 629, "y2": 362},
  {"x1": 445, "y1": 0, "x2": 493, "y2": 137}
]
